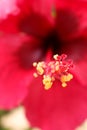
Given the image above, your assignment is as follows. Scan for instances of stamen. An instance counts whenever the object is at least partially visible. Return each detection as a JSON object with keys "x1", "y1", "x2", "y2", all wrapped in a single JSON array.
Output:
[
  {"x1": 33, "y1": 54, "x2": 73, "y2": 90},
  {"x1": 61, "y1": 73, "x2": 73, "y2": 87},
  {"x1": 43, "y1": 75, "x2": 53, "y2": 90}
]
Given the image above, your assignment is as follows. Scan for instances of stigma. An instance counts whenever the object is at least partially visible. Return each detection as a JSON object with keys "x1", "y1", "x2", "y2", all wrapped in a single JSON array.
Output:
[{"x1": 33, "y1": 54, "x2": 73, "y2": 90}]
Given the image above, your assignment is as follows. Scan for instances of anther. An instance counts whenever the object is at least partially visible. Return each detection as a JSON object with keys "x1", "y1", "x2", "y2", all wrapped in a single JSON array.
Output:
[
  {"x1": 33, "y1": 54, "x2": 73, "y2": 90},
  {"x1": 43, "y1": 75, "x2": 53, "y2": 90}
]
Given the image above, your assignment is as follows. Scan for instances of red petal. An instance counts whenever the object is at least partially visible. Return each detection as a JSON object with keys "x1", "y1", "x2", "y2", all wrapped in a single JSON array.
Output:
[
  {"x1": 18, "y1": 13, "x2": 53, "y2": 38},
  {"x1": 55, "y1": 1, "x2": 87, "y2": 40},
  {"x1": 61, "y1": 39, "x2": 87, "y2": 86},
  {"x1": 0, "y1": 33, "x2": 35, "y2": 109},
  {"x1": 24, "y1": 76, "x2": 87, "y2": 130}
]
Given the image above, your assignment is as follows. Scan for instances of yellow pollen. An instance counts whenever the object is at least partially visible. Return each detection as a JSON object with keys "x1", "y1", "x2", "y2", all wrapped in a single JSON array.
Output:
[
  {"x1": 37, "y1": 63, "x2": 44, "y2": 75},
  {"x1": 37, "y1": 67, "x2": 44, "y2": 75},
  {"x1": 61, "y1": 73, "x2": 73, "y2": 87},
  {"x1": 55, "y1": 62, "x2": 59, "y2": 71},
  {"x1": 53, "y1": 54, "x2": 58, "y2": 60},
  {"x1": 33, "y1": 62, "x2": 45, "y2": 75},
  {"x1": 33, "y1": 54, "x2": 73, "y2": 90},
  {"x1": 62, "y1": 82, "x2": 67, "y2": 87},
  {"x1": 43, "y1": 75, "x2": 53, "y2": 90},
  {"x1": 33, "y1": 62, "x2": 37, "y2": 67},
  {"x1": 33, "y1": 73, "x2": 38, "y2": 78}
]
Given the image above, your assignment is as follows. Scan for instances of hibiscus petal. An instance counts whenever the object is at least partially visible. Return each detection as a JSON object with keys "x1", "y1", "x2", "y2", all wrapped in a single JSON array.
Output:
[
  {"x1": 24, "y1": 75, "x2": 87, "y2": 130},
  {"x1": 61, "y1": 39, "x2": 87, "y2": 86},
  {"x1": 18, "y1": 12, "x2": 53, "y2": 38},
  {"x1": 0, "y1": 33, "x2": 35, "y2": 109},
  {"x1": 56, "y1": 9, "x2": 78, "y2": 40},
  {"x1": 55, "y1": 0, "x2": 87, "y2": 40},
  {"x1": 20, "y1": 0, "x2": 56, "y2": 21},
  {"x1": 0, "y1": 0, "x2": 20, "y2": 19},
  {"x1": 73, "y1": 56, "x2": 87, "y2": 86}
]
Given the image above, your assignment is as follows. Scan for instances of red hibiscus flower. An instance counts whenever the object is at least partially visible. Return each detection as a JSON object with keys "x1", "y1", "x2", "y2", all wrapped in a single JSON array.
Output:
[
  {"x1": 22, "y1": 1, "x2": 87, "y2": 130},
  {"x1": 0, "y1": 0, "x2": 87, "y2": 130}
]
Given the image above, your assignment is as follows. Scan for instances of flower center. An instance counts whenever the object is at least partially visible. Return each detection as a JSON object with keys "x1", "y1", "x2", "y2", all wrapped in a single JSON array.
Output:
[
  {"x1": 33, "y1": 54, "x2": 73, "y2": 90},
  {"x1": 43, "y1": 31, "x2": 62, "y2": 54}
]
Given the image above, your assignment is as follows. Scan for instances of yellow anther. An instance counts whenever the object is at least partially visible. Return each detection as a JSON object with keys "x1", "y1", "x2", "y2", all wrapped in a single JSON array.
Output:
[
  {"x1": 53, "y1": 54, "x2": 58, "y2": 60},
  {"x1": 62, "y1": 82, "x2": 67, "y2": 87},
  {"x1": 37, "y1": 67, "x2": 44, "y2": 75},
  {"x1": 55, "y1": 62, "x2": 59, "y2": 71},
  {"x1": 36, "y1": 62, "x2": 45, "y2": 75},
  {"x1": 38, "y1": 68, "x2": 44, "y2": 75},
  {"x1": 43, "y1": 75, "x2": 53, "y2": 90},
  {"x1": 61, "y1": 73, "x2": 73, "y2": 82},
  {"x1": 33, "y1": 73, "x2": 38, "y2": 78},
  {"x1": 33, "y1": 62, "x2": 37, "y2": 67},
  {"x1": 67, "y1": 73, "x2": 73, "y2": 81},
  {"x1": 61, "y1": 75, "x2": 67, "y2": 83},
  {"x1": 61, "y1": 73, "x2": 73, "y2": 87}
]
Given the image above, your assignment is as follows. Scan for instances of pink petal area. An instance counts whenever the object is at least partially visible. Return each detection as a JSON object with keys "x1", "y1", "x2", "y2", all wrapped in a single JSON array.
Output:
[
  {"x1": 20, "y1": 0, "x2": 56, "y2": 22},
  {"x1": 55, "y1": 1, "x2": 87, "y2": 40},
  {"x1": 0, "y1": 0, "x2": 20, "y2": 19},
  {"x1": 18, "y1": 13, "x2": 53, "y2": 38},
  {"x1": 24, "y1": 75, "x2": 87, "y2": 130},
  {"x1": 73, "y1": 56, "x2": 87, "y2": 86},
  {"x1": 69, "y1": 1, "x2": 87, "y2": 38},
  {"x1": 61, "y1": 40, "x2": 87, "y2": 86},
  {"x1": 56, "y1": 9, "x2": 79, "y2": 40},
  {"x1": 0, "y1": 69, "x2": 33, "y2": 109},
  {"x1": 0, "y1": 33, "x2": 35, "y2": 109},
  {"x1": 0, "y1": 16, "x2": 19, "y2": 33}
]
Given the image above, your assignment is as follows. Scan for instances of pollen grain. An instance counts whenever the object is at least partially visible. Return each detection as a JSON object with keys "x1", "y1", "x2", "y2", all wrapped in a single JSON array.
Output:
[{"x1": 33, "y1": 54, "x2": 73, "y2": 90}]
